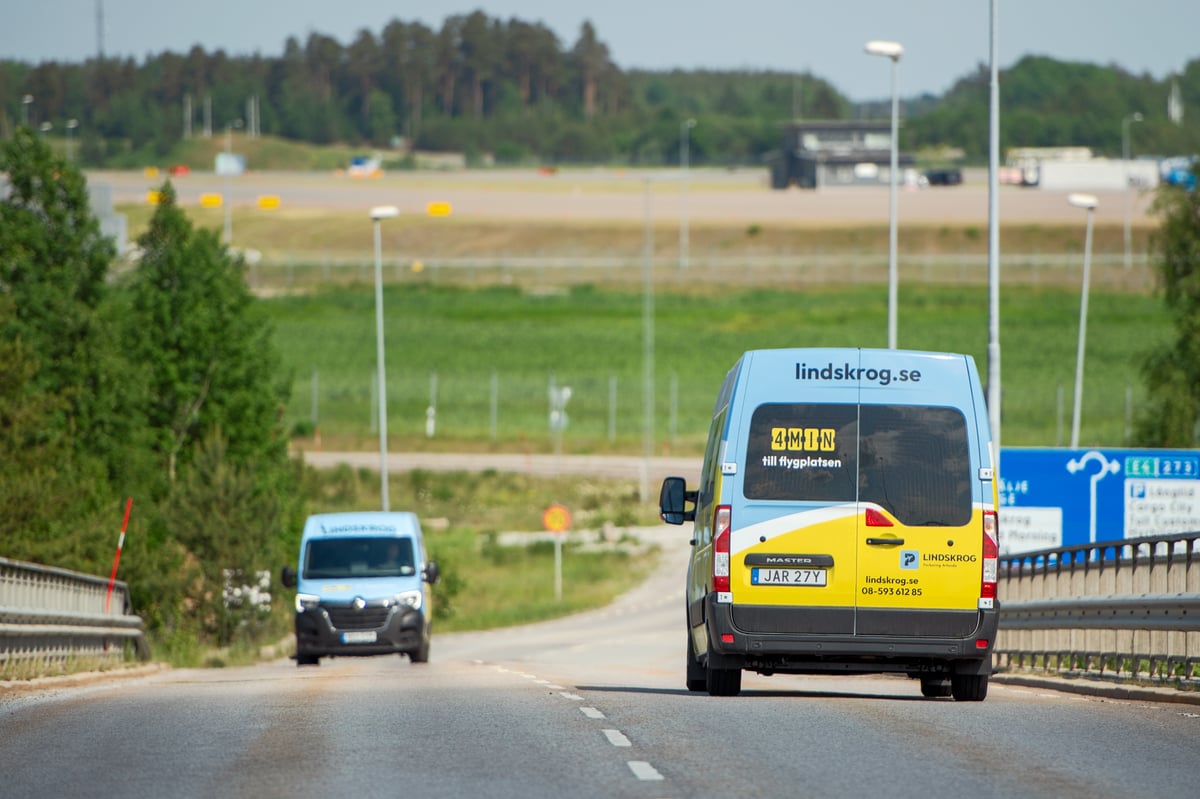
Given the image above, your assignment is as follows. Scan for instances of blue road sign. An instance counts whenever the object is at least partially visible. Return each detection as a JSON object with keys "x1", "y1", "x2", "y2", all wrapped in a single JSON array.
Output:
[{"x1": 1000, "y1": 448, "x2": 1200, "y2": 554}]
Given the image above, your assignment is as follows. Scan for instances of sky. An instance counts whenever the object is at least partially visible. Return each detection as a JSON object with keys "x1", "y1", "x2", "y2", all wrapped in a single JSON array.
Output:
[{"x1": 2, "y1": 0, "x2": 1197, "y2": 101}]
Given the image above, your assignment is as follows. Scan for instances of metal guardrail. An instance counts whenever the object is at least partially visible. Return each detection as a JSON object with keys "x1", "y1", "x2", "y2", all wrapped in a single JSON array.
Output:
[
  {"x1": 0, "y1": 556, "x2": 150, "y2": 670},
  {"x1": 995, "y1": 532, "x2": 1200, "y2": 686}
]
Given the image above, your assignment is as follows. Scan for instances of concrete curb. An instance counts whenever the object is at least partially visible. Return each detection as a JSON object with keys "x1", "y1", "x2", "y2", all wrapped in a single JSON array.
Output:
[
  {"x1": 0, "y1": 663, "x2": 165, "y2": 695},
  {"x1": 992, "y1": 671, "x2": 1200, "y2": 706}
]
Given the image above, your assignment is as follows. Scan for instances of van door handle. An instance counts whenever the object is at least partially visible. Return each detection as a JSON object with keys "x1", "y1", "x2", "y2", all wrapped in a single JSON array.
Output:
[{"x1": 865, "y1": 537, "x2": 905, "y2": 546}]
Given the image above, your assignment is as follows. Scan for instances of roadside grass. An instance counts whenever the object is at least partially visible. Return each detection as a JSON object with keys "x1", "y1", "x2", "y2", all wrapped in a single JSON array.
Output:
[
  {"x1": 266, "y1": 282, "x2": 1170, "y2": 455},
  {"x1": 118, "y1": 201, "x2": 1151, "y2": 269}
]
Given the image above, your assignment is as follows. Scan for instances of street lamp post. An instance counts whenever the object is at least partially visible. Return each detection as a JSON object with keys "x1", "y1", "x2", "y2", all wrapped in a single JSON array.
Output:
[
  {"x1": 679, "y1": 118, "x2": 696, "y2": 270},
  {"x1": 642, "y1": 177, "x2": 655, "y2": 502},
  {"x1": 370, "y1": 205, "x2": 400, "y2": 511},
  {"x1": 986, "y1": 0, "x2": 1002, "y2": 472},
  {"x1": 1068, "y1": 193, "x2": 1098, "y2": 449},
  {"x1": 223, "y1": 119, "x2": 243, "y2": 245},
  {"x1": 1122, "y1": 112, "x2": 1143, "y2": 270},
  {"x1": 66, "y1": 119, "x2": 79, "y2": 162},
  {"x1": 865, "y1": 39, "x2": 904, "y2": 349},
  {"x1": 21, "y1": 94, "x2": 32, "y2": 127}
]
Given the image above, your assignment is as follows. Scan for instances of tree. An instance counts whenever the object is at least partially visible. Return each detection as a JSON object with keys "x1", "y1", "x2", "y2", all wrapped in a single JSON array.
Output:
[
  {"x1": 460, "y1": 10, "x2": 500, "y2": 118},
  {"x1": 366, "y1": 88, "x2": 396, "y2": 146},
  {"x1": 571, "y1": 21, "x2": 610, "y2": 120},
  {"x1": 168, "y1": 430, "x2": 290, "y2": 645},
  {"x1": 0, "y1": 127, "x2": 148, "y2": 489},
  {"x1": 1135, "y1": 163, "x2": 1200, "y2": 447},
  {"x1": 126, "y1": 183, "x2": 291, "y2": 482},
  {"x1": 346, "y1": 29, "x2": 382, "y2": 132},
  {"x1": 121, "y1": 183, "x2": 303, "y2": 647}
]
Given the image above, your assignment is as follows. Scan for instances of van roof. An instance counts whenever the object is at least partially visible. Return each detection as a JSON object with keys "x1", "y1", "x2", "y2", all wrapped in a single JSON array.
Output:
[
  {"x1": 731, "y1": 347, "x2": 979, "y2": 403},
  {"x1": 303, "y1": 511, "x2": 422, "y2": 540}
]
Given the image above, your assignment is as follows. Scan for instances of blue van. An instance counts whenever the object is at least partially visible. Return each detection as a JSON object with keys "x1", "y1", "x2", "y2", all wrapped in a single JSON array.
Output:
[
  {"x1": 661, "y1": 348, "x2": 999, "y2": 700},
  {"x1": 281, "y1": 512, "x2": 439, "y2": 666}
]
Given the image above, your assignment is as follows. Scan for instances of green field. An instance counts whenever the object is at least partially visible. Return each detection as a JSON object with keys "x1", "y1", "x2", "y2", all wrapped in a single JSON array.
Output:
[{"x1": 265, "y1": 280, "x2": 1170, "y2": 454}]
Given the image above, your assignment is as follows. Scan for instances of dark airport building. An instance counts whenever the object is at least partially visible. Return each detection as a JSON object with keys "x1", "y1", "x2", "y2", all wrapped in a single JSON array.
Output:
[{"x1": 768, "y1": 120, "x2": 915, "y2": 189}]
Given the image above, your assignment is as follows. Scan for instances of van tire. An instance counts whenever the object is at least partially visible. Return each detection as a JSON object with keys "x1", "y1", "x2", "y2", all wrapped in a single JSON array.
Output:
[
  {"x1": 705, "y1": 643, "x2": 742, "y2": 696},
  {"x1": 296, "y1": 654, "x2": 319, "y2": 667},
  {"x1": 410, "y1": 635, "x2": 431, "y2": 664},
  {"x1": 686, "y1": 633, "x2": 707, "y2": 692},
  {"x1": 951, "y1": 673, "x2": 988, "y2": 702}
]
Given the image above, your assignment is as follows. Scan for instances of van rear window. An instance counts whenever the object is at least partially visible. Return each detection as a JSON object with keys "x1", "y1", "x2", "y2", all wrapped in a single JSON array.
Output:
[
  {"x1": 304, "y1": 537, "x2": 416, "y2": 579},
  {"x1": 743, "y1": 403, "x2": 972, "y2": 526}
]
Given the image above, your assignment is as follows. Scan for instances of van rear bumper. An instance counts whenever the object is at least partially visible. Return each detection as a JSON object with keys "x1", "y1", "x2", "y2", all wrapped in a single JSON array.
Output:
[
  {"x1": 705, "y1": 596, "x2": 998, "y2": 675},
  {"x1": 295, "y1": 604, "x2": 428, "y2": 658}
]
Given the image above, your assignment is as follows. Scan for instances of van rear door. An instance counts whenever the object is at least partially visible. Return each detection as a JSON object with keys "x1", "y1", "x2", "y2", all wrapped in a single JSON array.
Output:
[
  {"x1": 730, "y1": 361, "x2": 862, "y2": 636},
  {"x1": 853, "y1": 402, "x2": 983, "y2": 636},
  {"x1": 729, "y1": 349, "x2": 987, "y2": 638}
]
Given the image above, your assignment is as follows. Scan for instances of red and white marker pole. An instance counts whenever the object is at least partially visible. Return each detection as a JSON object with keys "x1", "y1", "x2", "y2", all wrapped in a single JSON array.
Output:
[{"x1": 105, "y1": 497, "x2": 134, "y2": 614}]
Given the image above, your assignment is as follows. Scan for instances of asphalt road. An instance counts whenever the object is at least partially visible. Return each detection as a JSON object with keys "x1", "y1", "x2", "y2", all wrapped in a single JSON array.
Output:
[{"x1": 3, "y1": 530, "x2": 1198, "y2": 798}]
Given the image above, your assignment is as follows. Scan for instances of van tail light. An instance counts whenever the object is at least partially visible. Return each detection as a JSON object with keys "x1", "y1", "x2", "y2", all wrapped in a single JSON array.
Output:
[
  {"x1": 981, "y1": 510, "x2": 999, "y2": 600},
  {"x1": 864, "y1": 507, "x2": 893, "y2": 527},
  {"x1": 713, "y1": 505, "x2": 731, "y2": 593}
]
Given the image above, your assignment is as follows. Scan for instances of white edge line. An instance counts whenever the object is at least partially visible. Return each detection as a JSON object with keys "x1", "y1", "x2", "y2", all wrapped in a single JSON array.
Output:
[
  {"x1": 628, "y1": 761, "x2": 664, "y2": 781},
  {"x1": 602, "y1": 729, "x2": 632, "y2": 747}
]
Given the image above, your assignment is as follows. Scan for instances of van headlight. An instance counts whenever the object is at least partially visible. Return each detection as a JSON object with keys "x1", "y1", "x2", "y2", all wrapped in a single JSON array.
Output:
[
  {"x1": 394, "y1": 590, "x2": 423, "y2": 611},
  {"x1": 295, "y1": 593, "x2": 321, "y2": 612}
]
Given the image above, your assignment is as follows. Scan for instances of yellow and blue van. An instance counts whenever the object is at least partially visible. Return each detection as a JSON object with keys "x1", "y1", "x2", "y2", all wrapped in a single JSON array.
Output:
[{"x1": 660, "y1": 348, "x2": 999, "y2": 700}]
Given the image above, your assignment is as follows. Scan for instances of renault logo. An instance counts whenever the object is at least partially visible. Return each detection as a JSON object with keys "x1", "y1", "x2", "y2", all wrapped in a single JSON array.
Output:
[{"x1": 353, "y1": 597, "x2": 366, "y2": 611}]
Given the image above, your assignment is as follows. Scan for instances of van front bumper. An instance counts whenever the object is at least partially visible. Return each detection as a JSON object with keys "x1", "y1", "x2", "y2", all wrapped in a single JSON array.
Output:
[
  {"x1": 295, "y1": 601, "x2": 428, "y2": 658},
  {"x1": 704, "y1": 595, "x2": 998, "y2": 676}
]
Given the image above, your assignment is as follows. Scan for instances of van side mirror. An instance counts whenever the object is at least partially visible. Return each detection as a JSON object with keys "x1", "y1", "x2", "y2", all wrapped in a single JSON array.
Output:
[
  {"x1": 281, "y1": 565, "x2": 297, "y2": 588},
  {"x1": 659, "y1": 476, "x2": 696, "y2": 524},
  {"x1": 423, "y1": 560, "x2": 441, "y2": 585}
]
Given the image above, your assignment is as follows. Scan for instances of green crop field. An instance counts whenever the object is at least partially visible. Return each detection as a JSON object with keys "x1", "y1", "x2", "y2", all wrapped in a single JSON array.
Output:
[{"x1": 265, "y1": 280, "x2": 1170, "y2": 455}]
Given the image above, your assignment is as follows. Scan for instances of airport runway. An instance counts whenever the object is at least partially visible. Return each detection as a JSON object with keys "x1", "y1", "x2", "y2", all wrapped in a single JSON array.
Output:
[{"x1": 91, "y1": 167, "x2": 1156, "y2": 226}]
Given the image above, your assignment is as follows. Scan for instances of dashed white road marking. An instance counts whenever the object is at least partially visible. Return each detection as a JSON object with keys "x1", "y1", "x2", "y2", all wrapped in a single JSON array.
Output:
[
  {"x1": 603, "y1": 729, "x2": 632, "y2": 747},
  {"x1": 558, "y1": 691, "x2": 585, "y2": 701},
  {"x1": 627, "y1": 761, "x2": 664, "y2": 781},
  {"x1": 580, "y1": 706, "x2": 605, "y2": 719}
]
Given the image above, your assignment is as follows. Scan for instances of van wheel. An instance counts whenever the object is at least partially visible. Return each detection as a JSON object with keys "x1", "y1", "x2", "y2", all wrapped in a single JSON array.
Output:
[
  {"x1": 920, "y1": 677, "x2": 952, "y2": 698},
  {"x1": 686, "y1": 633, "x2": 707, "y2": 692},
  {"x1": 410, "y1": 636, "x2": 431, "y2": 664},
  {"x1": 951, "y1": 673, "x2": 988, "y2": 702},
  {"x1": 705, "y1": 644, "x2": 742, "y2": 697},
  {"x1": 296, "y1": 654, "x2": 319, "y2": 667}
]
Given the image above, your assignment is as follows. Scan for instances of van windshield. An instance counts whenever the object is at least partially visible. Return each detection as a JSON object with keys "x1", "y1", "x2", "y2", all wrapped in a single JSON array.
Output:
[
  {"x1": 743, "y1": 403, "x2": 971, "y2": 526},
  {"x1": 303, "y1": 537, "x2": 416, "y2": 579}
]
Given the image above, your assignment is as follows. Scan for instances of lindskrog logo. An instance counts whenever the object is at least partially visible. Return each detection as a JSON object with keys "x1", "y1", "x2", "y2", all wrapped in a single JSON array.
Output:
[{"x1": 795, "y1": 361, "x2": 922, "y2": 386}]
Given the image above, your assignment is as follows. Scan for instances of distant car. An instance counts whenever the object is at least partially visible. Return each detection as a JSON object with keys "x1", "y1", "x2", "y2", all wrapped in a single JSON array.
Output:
[{"x1": 924, "y1": 168, "x2": 963, "y2": 186}]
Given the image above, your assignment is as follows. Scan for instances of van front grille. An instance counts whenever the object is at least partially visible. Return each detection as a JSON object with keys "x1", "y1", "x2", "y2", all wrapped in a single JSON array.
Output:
[{"x1": 324, "y1": 605, "x2": 390, "y2": 631}]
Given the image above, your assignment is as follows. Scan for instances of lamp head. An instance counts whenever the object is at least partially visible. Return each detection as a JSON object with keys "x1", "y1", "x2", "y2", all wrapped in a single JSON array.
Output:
[
  {"x1": 1067, "y1": 193, "x2": 1098, "y2": 210},
  {"x1": 865, "y1": 40, "x2": 903, "y2": 60}
]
